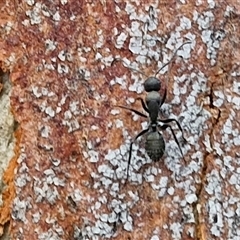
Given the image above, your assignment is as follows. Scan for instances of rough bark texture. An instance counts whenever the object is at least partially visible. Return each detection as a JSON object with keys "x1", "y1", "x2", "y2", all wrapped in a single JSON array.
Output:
[{"x1": 0, "y1": 1, "x2": 240, "y2": 240}]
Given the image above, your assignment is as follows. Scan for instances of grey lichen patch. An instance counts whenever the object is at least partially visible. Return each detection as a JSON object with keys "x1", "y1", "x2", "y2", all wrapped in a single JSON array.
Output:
[
  {"x1": 193, "y1": 9, "x2": 226, "y2": 66},
  {"x1": 0, "y1": 71, "x2": 16, "y2": 206}
]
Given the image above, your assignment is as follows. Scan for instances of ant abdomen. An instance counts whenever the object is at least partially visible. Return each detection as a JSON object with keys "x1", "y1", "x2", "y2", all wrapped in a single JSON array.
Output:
[{"x1": 145, "y1": 131, "x2": 165, "y2": 161}]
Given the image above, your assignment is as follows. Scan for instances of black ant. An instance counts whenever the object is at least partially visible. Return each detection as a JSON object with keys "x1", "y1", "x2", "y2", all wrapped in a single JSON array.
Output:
[{"x1": 115, "y1": 42, "x2": 191, "y2": 181}]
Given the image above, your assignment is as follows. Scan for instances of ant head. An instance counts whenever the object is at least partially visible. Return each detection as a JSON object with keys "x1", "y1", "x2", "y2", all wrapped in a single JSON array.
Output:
[{"x1": 144, "y1": 77, "x2": 161, "y2": 92}]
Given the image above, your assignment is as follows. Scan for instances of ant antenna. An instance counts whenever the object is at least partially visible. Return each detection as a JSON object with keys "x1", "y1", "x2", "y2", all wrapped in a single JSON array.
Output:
[
  {"x1": 112, "y1": 58, "x2": 148, "y2": 78},
  {"x1": 112, "y1": 41, "x2": 191, "y2": 79},
  {"x1": 154, "y1": 41, "x2": 191, "y2": 76}
]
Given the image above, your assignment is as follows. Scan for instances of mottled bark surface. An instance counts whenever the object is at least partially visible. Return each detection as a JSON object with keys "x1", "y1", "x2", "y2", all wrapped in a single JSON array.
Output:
[{"x1": 0, "y1": 1, "x2": 240, "y2": 239}]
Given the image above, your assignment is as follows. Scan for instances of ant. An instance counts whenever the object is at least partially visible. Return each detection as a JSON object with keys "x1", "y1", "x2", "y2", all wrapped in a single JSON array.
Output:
[{"x1": 115, "y1": 42, "x2": 191, "y2": 181}]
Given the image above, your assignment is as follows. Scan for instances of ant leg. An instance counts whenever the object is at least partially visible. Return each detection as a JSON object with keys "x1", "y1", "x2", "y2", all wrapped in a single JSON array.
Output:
[
  {"x1": 158, "y1": 118, "x2": 187, "y2": 142},
  {"x1": 126, "y1": 128, "x2": 149, "y2": 181},
  {"x1": 116, "y1": 105, "x2": 148, "y2": 118},
  {"x1": 160, "y1": 87, "x2": 167, "y2": 106},
  {"x1": 136, "y1": 97, "x2": 149, "y2": 113},
  {"x1": 159, "y1": 124, "x2": 186, "y2": 163}
]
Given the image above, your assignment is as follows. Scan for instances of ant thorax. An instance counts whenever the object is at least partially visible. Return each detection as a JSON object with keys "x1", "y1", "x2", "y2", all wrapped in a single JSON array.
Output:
[{"x1": 146, "y1": 91, "x2": 161, "y2": 123}]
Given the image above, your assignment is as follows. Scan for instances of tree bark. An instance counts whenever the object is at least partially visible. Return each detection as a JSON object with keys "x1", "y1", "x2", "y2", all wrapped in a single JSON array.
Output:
[{"x1": 0, "y1": 1, "x2": 239, "y2": 239}]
